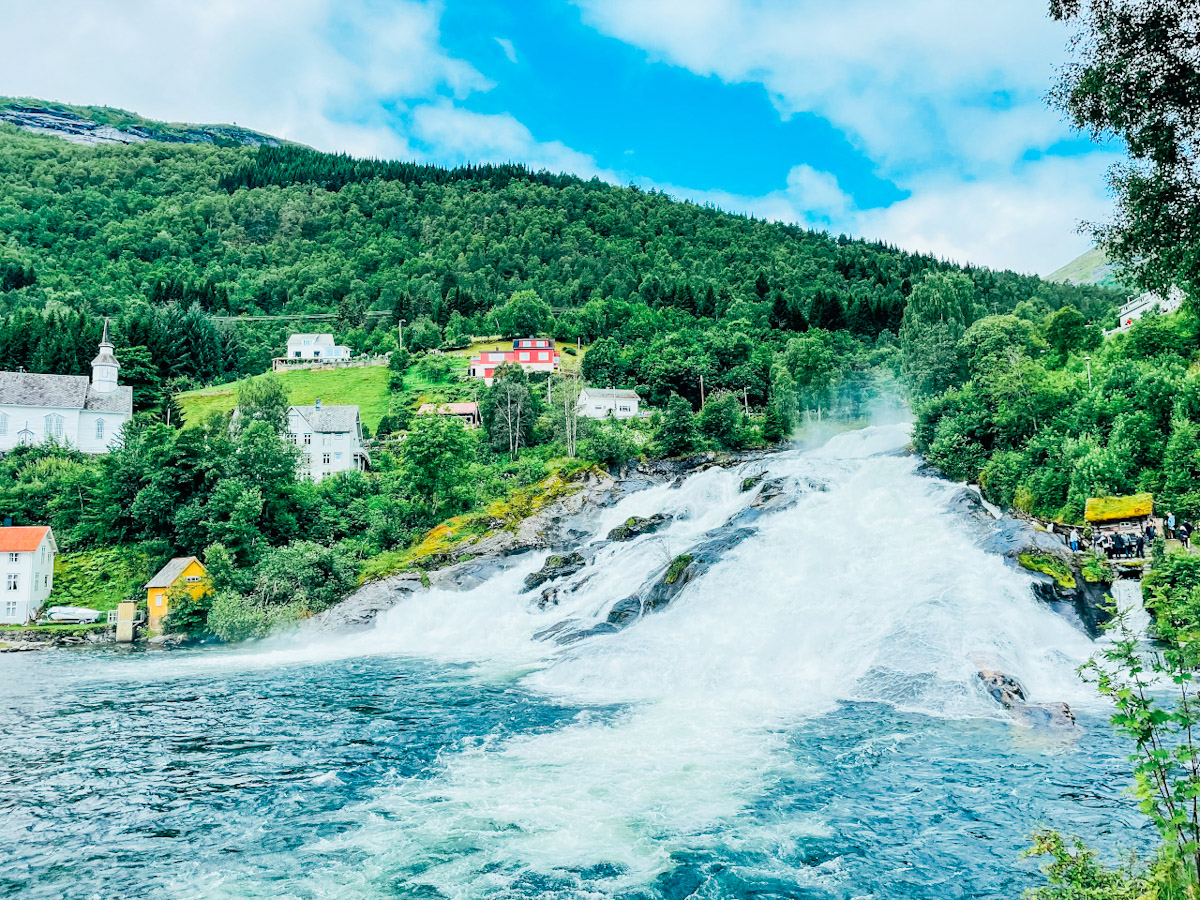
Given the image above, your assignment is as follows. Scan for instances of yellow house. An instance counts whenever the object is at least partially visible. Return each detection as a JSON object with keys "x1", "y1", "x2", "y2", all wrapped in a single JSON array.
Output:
[{"x1": 144, "y1": 556, "x2": 209, "y2": 631}]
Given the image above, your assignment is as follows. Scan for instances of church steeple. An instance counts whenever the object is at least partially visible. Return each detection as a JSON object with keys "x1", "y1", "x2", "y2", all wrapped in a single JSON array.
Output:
[{"x1": 90, "y1": 318, "x2": 120, "y2": 395}]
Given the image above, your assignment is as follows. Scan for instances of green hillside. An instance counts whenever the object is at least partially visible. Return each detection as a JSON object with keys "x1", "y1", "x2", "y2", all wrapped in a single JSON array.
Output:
[
  {"x1": 0, "y1": 97, "x2": 1119, "y2": 411},
  {"x1": 1046, "y1": 247, "x2": 1125, "y2": 289},
  {"x1": 178, "y1": 366, "x2": 395, "y2": 431}
]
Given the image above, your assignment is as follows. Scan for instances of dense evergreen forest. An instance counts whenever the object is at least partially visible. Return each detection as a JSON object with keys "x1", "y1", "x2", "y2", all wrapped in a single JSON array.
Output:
[{"x1": 0, "y1": 120, "x2": 1116, "y2": 402}]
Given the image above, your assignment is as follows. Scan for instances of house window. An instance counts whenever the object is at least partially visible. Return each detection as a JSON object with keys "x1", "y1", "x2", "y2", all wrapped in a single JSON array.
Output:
[
  {"x1": 3, "y1": 601, "x2": 15, "y2": 617},
  {"x1": 6, "y1": 574, "x2": 17, "y2": 591},
  {"x1": 303, "y1": 434, "x2": 312, "y2": 445},
  {"x1": 8, "y1": 553, "x2": 18, "y2": 564},
  {"x1": 0, "y1": 413, "x2": 7, "y2": 436},
  {"x1": 519, "y1": 352, "x2": 530, "y2": 361},
  {"x1": 96, "y1": 419, "x2": 105, "y2": 440},
  {"x1": 335, "y1": 452, "x2": 343, "y2": 460},
  {"x1": 43, "y1": 575, "x2": 48, "y2": 588},
  {"x1": 186, "y1": 575, "x2": 201, "y2": 583},
  {"x1": 322, "y1": 453, "x2": 331, "y2": 465},
  {"x1": 43, "y1": 414, "x2": 64, "y2": 439},
  {"x1": 323, "y1": 435, "x2": 331, "y2": 446},
  {"x1": 293, "y1": 351, "x2": 301, "y2": 358},
  {"x1": 155, "y1": 594, "x2": 164, "y2": 607}
]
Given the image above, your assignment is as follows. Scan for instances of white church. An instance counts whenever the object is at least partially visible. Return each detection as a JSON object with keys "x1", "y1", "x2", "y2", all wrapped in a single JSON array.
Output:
[{"x1": 0, "y1": 321, "x2": 134, "y2": 453}]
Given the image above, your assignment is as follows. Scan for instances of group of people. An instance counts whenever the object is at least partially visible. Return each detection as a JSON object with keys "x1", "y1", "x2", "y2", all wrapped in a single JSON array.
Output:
[
  {"x1": 1094, "y1": 528, "x2": 1149, "y2": 560},
  {"x1": 1064, "y1": 513, "x2": 1194, "y2": 558},
  {"x1": 1164, "y1": 512, "x2": 1194, "y2": 550}
]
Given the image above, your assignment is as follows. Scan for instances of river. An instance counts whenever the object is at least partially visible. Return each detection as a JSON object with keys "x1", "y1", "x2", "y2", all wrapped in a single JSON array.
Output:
[{"x1": 1, "y1": 424, "x2": 1150, "y2": 899}]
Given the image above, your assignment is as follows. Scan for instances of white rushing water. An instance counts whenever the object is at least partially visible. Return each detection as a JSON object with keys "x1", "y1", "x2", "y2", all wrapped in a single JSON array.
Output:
[{"x1": 201, "y1": 422, "x2": 1099, "y2": 899}]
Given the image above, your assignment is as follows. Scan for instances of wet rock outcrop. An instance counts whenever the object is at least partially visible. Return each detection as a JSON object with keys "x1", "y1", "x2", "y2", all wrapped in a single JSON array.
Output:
[
  {"x1": 310, "y1": 572, "x2": 425, "y2": 631},
  {"x1": 945, "y1": 486, "x2": 1113, "y2": 637},
  {"x1": 977, "y1": 669, "x2": 1075, "y2": 728},
  {"x1": 607, "y1": 514, "x2": 671, "y2": 542},
  {"x1": 524, "y1": 553, "x2": 587, "y2": 592}
]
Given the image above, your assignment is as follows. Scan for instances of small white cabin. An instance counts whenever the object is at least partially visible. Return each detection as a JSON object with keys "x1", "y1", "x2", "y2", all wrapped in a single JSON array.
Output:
[
  {"x1": 0, "y1": 526, "x2": 56, "y2": 625},
  {"x1": 285, "y1": 334, "x2": 352, "y2": 361},
  {"x1": 577, "y1": 387, "x2": 640, "y2": 419}
]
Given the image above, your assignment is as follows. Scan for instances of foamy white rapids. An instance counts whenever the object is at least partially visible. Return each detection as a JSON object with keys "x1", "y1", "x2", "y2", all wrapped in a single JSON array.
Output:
[{"x1": 231, "y1": 422, "x2": 1103, "y2": 898}]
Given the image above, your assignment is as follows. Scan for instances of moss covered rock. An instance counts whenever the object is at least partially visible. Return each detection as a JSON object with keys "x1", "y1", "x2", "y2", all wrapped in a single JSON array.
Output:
[{"x1": 607, "y1": 514, "x2": 671, "y2": 542}]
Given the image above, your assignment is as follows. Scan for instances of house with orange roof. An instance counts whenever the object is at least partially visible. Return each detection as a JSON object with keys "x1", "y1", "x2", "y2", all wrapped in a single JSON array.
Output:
[{"x1": 0, "y1": 525, "x2": 57, "y2": 624}]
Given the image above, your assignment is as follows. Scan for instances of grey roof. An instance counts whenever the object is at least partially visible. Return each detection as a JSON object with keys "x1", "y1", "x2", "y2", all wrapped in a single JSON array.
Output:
[
  {"x1": 90, "y1": 345, "x2": 120, "y2": 369},
  {"x1": 0, "y1": 372, "x2": 89, "y2": 408},
  {"x1": 580, "y1": 388, "x2": 640, "y2": 400},
  {"x1": 146, "y1": 556, "x2": 201, "y2": 589},
  {"x1": 0, "y1": 371, "x2": 133, "y2": 415},
  {"x1": 289, "y1": 405, "x2": 360, "y2": 433},
  {"x1": 85, "y1": 385, "x2": 133, "y2": 414}
]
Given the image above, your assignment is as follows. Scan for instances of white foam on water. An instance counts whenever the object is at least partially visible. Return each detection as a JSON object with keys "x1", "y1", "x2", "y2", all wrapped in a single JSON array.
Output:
[{"x1": 228, "y1": 421, "x2": 1106, "y2": 898}]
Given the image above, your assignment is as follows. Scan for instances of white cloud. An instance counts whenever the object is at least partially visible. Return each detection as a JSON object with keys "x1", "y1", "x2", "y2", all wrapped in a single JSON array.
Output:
[
  {"x1": 0, "y1": 0, "x2": 487, "y2": 159},
  {"x1": 411, "y1": 105, "x2": 620, "y2": 180},
  {"x1": 495, "y1": 37, "x2": 518, "y2": 64},
  {"x1": 575, "y1": 0, "x2": 1073, "y2": 177},
  {"x1": 645, "y1": 153, "x2": 1116, "y2": 275}
]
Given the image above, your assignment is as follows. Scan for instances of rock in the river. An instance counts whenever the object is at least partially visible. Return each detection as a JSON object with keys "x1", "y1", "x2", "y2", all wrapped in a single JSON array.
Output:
[
  {"x1": 978, "y1": 669, "x2": 1026, "y2": 708},
  {"x1": 607, "y1": 514, "x2": 671, "y2": 542},
  {"x1": 523, "y1": 552, "x2": 586, "y2": 592},
  {"x1": 310, "y1": 572, "x2": 425, "y2": 631},
  {"x1": 977, "y1": 669, "x2": 1075, "y2": 728}
]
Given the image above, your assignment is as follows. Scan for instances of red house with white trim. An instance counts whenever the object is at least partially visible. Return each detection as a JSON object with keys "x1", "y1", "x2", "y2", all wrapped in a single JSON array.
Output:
[{"x1": 468, "y1": 338, "x2": 561, "y2": 385}]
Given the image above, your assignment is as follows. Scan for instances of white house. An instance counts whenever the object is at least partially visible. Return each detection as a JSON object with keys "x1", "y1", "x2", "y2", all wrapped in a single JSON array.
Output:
[
  {"x1": 1111, "y1": 286, "x2": 1186, "y2": 333},
  {"x1": 577, "y1": 387, "x2": 640, "y2": 419},
  {"x1": 285, "y1": 334, "x2": 352, "y2": 361},
  {"x1": 286, "y1": 401, "x2": 369, "y2": 481},
  {"x1": 0, "y1": 321, "x2": 133, "y2": 453},
  {"x1": 0, "y1": 526, "x2": 56, "y2": 625}
]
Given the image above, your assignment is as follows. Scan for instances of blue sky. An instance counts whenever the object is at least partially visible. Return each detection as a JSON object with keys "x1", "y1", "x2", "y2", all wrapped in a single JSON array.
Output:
[{"x1": 4, "y1": 0, "x2": 1120, "y2": 274}]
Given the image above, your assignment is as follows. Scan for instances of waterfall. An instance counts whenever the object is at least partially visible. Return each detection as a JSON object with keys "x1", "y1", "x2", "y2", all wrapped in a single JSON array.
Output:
[{"x1": 273, "y1": 423, "x2": 1103, "y2": 897}]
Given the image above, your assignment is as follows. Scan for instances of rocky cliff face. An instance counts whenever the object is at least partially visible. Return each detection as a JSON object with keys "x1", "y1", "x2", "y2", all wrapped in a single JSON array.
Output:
[{"x1": 0, "y1": 103, "x2": 281, "y2": 148}]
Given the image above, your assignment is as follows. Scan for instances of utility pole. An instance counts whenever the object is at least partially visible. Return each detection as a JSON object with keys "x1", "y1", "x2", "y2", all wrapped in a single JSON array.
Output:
[
  {"x1": 1084, "y1": 355, "x2": 1092, "y2": 390},
  {"x1": 743, "y1": 387, "x2": 749, "y2": 416},
  {"x1": 398, "y1": 318, "x2": 406, "y2": 351},
  {"x1": 700, "y1": 373, "x2": 706, "y2": 407}
]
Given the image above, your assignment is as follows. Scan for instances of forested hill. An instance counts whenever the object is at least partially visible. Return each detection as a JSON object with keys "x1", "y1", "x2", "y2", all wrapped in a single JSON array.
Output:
[{"x1": 0, "y1": 101, "x2": 1117, "y2": 394}]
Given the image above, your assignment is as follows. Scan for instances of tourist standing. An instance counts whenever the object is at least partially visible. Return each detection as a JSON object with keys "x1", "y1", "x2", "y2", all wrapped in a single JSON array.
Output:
[
  {"x1": 1069, "y1": 528, "x2": 1080, "y2": 553},
  {"x1": 1167, "y1": 512, "x2": 1177, "y2": 540},
  {"x1": 1182, "y1": 523, "x2": 1193, "y2": 551}
]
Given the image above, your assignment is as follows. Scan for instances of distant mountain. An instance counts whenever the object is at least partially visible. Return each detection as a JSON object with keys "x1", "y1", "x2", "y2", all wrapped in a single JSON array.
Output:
[
  {"x1": 0, "y1": 97, "x2": 282, "y2": 148},
  {"x1": 1046, "y1": 247, "x2": 1126, "y2": 289}
]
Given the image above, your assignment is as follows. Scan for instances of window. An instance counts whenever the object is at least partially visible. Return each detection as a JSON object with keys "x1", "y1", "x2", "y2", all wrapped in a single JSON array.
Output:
[
  {"x1": 323, "y1": 435, "x2": 331, "y2": 446},
  {"x1": 155, "y1": 593, "x2": 164, "y2": 607},
  {"x1": 186, "y1": 575, "x2": 201, "y2": 583},
  {"x1": 303, "y1": 434, "x2": 312, "y2": 445},
  {"x1": 6, "y1": 574, "x2": 17, "y2": 591},
  {"x1": 43, "y1": 575, "x2": 48, "y2": 588},
  {"x1": 43, "y1": 413, "x2": 64, "y2": 439},
  {"x1": 539, "y1": 352, "x2": 549, "y2": 361},
  {"x1": 8, "y1": 552, "x2": 18, "y2": 564},
  {"x1": 96, "y1": 419, "x2": 105, "y2": 440},
  {"x1": 4, "y1": 601, "x2": 15, "y2": 617},
  {"x1": 322, "y1": 453, "x2": 331, "y2": 465},
  {"x1": 293, "y1": 351, "x2": 301, "y2": 358},
  {"x1": 335, "y1": 452, "x2": 343, "y2": 460},
  {"x1": 0, "y1": 413, "x2": 7, "y2": 436},
  {"x1": 519, "y1": 352, "x2": 530, "y2": 361}
]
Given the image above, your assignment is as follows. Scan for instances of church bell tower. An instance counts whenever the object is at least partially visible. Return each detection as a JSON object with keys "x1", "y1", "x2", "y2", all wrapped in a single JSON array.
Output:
[{"x1": 90, "y1": 318, "x2": 120, "y2": 395}]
